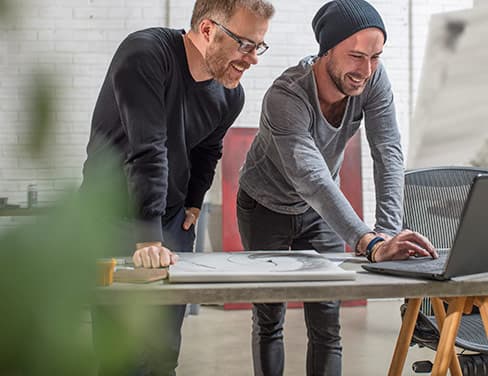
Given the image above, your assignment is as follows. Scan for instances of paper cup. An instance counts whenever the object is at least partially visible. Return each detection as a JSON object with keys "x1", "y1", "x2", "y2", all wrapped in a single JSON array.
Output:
[{"x1": 96, "y1": 258, "x2": 116, "y2": 286}]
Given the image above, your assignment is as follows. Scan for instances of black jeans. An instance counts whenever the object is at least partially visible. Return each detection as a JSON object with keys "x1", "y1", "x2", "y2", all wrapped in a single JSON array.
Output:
[
  {"x1": 237, "y1": 188, "x2": 343, "y2": 376},
  {"x1": 93, "y1": 207, "x2": 195, "y2": 376}
]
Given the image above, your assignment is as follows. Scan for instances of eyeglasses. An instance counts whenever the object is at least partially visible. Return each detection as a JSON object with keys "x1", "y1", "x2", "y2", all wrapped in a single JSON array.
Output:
[{"x1": 210, "y1": 20, "x2": 269, "y2": 56}]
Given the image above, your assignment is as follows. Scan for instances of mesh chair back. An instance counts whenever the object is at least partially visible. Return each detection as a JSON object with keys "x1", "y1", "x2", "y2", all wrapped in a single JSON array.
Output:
[
  {"x1": 403, "y1": 167, "x2": 488, "y2": 249},
  {"x1": 403, "y1": 166, "x2": 488, "y2": 356}
]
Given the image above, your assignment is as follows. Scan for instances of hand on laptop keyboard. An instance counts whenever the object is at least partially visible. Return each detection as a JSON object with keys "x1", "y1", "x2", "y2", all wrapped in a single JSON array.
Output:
[{"x1": 374, "y1": 229, "x2": 438, "y2": 262}]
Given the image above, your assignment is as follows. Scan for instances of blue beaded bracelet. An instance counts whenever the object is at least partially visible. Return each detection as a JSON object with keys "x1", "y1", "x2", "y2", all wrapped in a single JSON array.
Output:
[{"x1": 365, "y1": 236, "x2": 385, "y2": 262}]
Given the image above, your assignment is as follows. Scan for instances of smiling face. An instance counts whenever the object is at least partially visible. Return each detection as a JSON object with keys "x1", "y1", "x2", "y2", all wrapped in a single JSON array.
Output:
[
  {"x1": 204, "y1": 7, "x2": 269, "y2": 88},
  {"x1": 321, "y1": 28, "x2": 385, "y2": 97}
]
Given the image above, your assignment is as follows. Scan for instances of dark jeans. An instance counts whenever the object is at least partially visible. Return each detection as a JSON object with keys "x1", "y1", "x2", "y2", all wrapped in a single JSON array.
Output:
[
  {"x1": 93, "y1": 207, "x2": 195, "y2": 376},
  {"x1": 237, "y1": 188, "x2": 343, "y2": 376}
]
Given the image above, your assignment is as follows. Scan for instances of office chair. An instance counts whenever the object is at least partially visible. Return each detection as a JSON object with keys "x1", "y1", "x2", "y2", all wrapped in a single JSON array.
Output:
[{"x1": 400, "y1": 166, "x2": 488, "y2": 374}]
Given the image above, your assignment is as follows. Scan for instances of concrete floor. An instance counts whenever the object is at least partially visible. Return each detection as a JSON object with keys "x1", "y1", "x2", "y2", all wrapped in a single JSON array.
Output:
[{"x1": 178, "y1": 299, "x2": 435, "y2": 376}]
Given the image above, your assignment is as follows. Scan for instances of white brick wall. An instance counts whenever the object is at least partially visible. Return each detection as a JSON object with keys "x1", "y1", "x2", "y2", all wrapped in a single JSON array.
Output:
[
  {"x1": 0, "y1": 0, "x2": 168, "y2": 212},
  {"x1": 360, "y1": 0, "x2": 473, "y2": 227},
  {"x1": 359, "y1": 0, "x2": 409, "y2": 227},
  {"x1": 0, "y1": 0, "x2": 474, "y2": 231}
]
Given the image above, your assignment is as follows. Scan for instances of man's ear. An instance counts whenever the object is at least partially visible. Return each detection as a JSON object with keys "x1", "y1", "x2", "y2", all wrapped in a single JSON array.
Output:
[{"x1": 199, "y1": 19, "x2": 213, "y2": 43}]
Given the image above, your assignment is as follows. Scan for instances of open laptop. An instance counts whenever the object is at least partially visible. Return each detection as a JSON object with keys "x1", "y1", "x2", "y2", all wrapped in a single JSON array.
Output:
[{"x1": 363, "y1": 174, "x2": 488, "y2": 280}]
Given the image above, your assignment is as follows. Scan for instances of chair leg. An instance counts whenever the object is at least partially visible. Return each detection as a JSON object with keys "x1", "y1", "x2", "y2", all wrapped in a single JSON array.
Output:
[
  {"x1": 388, "y1": 298, "x2": 421, "y2": 376},
  {"x1": 431, "y1": 298, "x2": 462, "y2": 376},
  {"x1": 431, "y1": 297, "x2": 466, "y2": 376},
  {"x1": 476, "y1": 296, "x2": 488, "y2": 339}
]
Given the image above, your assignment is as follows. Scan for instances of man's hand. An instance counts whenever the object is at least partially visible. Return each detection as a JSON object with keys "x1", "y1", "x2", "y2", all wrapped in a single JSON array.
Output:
[
  {"x1": 132, "y1": 242, "x2": 179, "y2": 268},
  {"x1": 374, "y1": 230, "x2": 438, "y2": 262},
  {"x1": 182, "y1": 207, "x2": 200, "y2": 231}
]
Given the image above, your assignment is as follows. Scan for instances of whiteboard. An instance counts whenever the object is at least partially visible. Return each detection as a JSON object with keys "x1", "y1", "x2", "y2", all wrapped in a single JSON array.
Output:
[{"x1": 408, "y1": 7, "x2": 488, "y2": 169}]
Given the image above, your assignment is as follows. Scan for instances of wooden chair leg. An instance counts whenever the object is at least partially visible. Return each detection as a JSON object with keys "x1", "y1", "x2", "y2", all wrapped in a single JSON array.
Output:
[
  {"x1": 388, "y1": 298, "x2": 421, "y2": 376},
  {"x1": 477, "y1": 296, "x2": 488, "y2": 339},
  {"x1": 431, "y1": 297, "x2": 466, "y2": 376},
  {"x1": 431, "y1": 298, "x2": 462, "y2": 376}
]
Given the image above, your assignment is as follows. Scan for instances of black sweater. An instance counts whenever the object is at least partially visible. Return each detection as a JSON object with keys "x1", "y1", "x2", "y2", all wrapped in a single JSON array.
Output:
[{"x1": 82, "y1": 28, "x2": 244, "y2": 243}]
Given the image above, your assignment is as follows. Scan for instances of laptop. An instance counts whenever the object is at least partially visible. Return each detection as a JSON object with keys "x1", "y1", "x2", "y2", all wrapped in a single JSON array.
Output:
[{"x1": 363, "y1": 174, "x2": 488, "y2": 280}]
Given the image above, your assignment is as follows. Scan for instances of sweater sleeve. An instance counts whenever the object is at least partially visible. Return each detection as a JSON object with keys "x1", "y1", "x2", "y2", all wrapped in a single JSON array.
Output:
[
  {"x1": 262, "y1": 84, "x2": 371, "y2": 249},
  {"x1": 363, "y1": 63, "x2": 405, "y2": 236},
  {"x1": 185, "y1": 89, "x2": 245, "y2": 209},
  {"x1": 111, "y1": 38, "x2": 168, "y2": 243}
]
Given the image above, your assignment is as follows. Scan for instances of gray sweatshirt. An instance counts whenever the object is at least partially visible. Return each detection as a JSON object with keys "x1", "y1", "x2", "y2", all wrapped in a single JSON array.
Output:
[{"x1": 239, "y1": 57, "x2": 404, "y2": 250}]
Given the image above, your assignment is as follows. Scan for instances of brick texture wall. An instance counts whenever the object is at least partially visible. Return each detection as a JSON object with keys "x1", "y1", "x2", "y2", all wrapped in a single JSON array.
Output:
[
  {"x1": 0, "y1": 0, "x2": 474, "y2": 230},
  {"x1": 361, "y1": 0, "x2": 473, "y2": 226}
]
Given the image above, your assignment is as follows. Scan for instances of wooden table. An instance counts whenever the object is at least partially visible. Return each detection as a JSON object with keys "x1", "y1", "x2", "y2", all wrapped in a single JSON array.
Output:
[{"x1": 95, "y1": 258, "x2": 488, "y2": 375}]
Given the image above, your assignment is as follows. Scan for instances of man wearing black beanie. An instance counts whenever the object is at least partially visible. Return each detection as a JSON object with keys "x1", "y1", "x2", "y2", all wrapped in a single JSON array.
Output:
[{"x1": 237, "y1": 1, "x2": 437, "y2": 375}]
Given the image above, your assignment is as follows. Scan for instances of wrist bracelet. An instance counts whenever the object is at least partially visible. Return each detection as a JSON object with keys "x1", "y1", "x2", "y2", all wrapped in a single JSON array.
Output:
[
  {"x1": 355, "y1": 231, "x2": 377, "y2": 256},
  {"x1": 370, "y1": 241, "x2": 384, "y2": 263},
  {"x1": 365, "y1": 236, "x2": 385, "y2": 262}
]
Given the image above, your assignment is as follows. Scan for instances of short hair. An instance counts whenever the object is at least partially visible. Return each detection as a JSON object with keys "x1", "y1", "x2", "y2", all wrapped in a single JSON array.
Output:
[{"x1": 190, "y1": 0, "x2": 275, "y2": 31}]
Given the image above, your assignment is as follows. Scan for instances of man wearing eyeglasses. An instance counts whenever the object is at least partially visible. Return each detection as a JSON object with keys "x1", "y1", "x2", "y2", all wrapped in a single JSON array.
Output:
[
  {"x1": 237, "y1": 0, "x2": 436, "y2": 375},
  {"x1": 82, "y1": 1, "x2": 274, "y2": 375}
]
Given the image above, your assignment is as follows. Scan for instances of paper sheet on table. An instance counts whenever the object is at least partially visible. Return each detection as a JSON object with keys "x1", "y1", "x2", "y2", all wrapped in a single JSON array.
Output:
[
  {"x1": 168, "y1": 250, "x2": 356, "y2": 283},
  {"x1": 408, "y1": 7, "x2": 488, "y2": 169}
]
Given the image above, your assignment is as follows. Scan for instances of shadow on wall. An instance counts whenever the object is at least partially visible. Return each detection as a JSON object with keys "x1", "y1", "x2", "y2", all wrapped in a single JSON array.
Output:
[{"x1": 471, "y1": 140, "x2": 488, "y2": 168}]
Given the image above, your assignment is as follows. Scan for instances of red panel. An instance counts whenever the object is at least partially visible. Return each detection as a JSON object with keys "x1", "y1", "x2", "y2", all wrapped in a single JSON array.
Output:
[
  {"x1": 222, "y1": 128, "x2": 257, "y2": 310},
  {"x1": 339, "y1": 132, "x2": 366, "y2": 306},
  {"x1": 221, "y1": 128, "x2": 365, "y2": 308},
  {"x1": 222, "y1": 127, "x2": 258, "y2": 252},
  {"x1": 339, "y1": 132, "x2": 363, "y2": 251}
]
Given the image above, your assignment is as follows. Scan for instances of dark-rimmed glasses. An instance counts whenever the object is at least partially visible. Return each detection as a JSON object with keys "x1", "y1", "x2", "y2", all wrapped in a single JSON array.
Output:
[{"x1": 210, "y1": 20, "x2": 269, "y2": 56}]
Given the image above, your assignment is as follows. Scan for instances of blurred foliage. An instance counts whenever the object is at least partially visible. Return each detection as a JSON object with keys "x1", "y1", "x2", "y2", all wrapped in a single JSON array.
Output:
[
  {"x1": 0, "y1": 0, "x2": 12, "y2": 20},
  {"x1": 0, "y1": 0, "x2": 17, "y2": 24},
  {"x1": 0, "y1": 165, "x2": 151, "y2": 375},
  {"x1": 0, "y1": 3, "x2": 162, "y2": 376}
]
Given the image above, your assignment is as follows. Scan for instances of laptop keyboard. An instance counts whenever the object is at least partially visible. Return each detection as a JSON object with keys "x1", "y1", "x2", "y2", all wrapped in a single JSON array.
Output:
[
  {"x1": 370, "y1": 251, "x2": 449, "y2": 274},
  {"x1": 407, "y1": 253, "x2": 448, "y2": 273}
]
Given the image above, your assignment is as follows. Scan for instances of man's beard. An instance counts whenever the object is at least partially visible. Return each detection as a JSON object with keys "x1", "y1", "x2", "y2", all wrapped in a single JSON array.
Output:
[
  {"x1": 326, "y1": 59, "x2": 368, "y2": 97},
  {"x1": 205, "y1": 42, "x2": 248, "y2": 89}
]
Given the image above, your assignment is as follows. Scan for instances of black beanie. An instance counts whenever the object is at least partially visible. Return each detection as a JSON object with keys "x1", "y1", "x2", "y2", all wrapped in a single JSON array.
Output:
[{"x1": 312, "y1": 0, "x2": 387, "y2": 56}]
